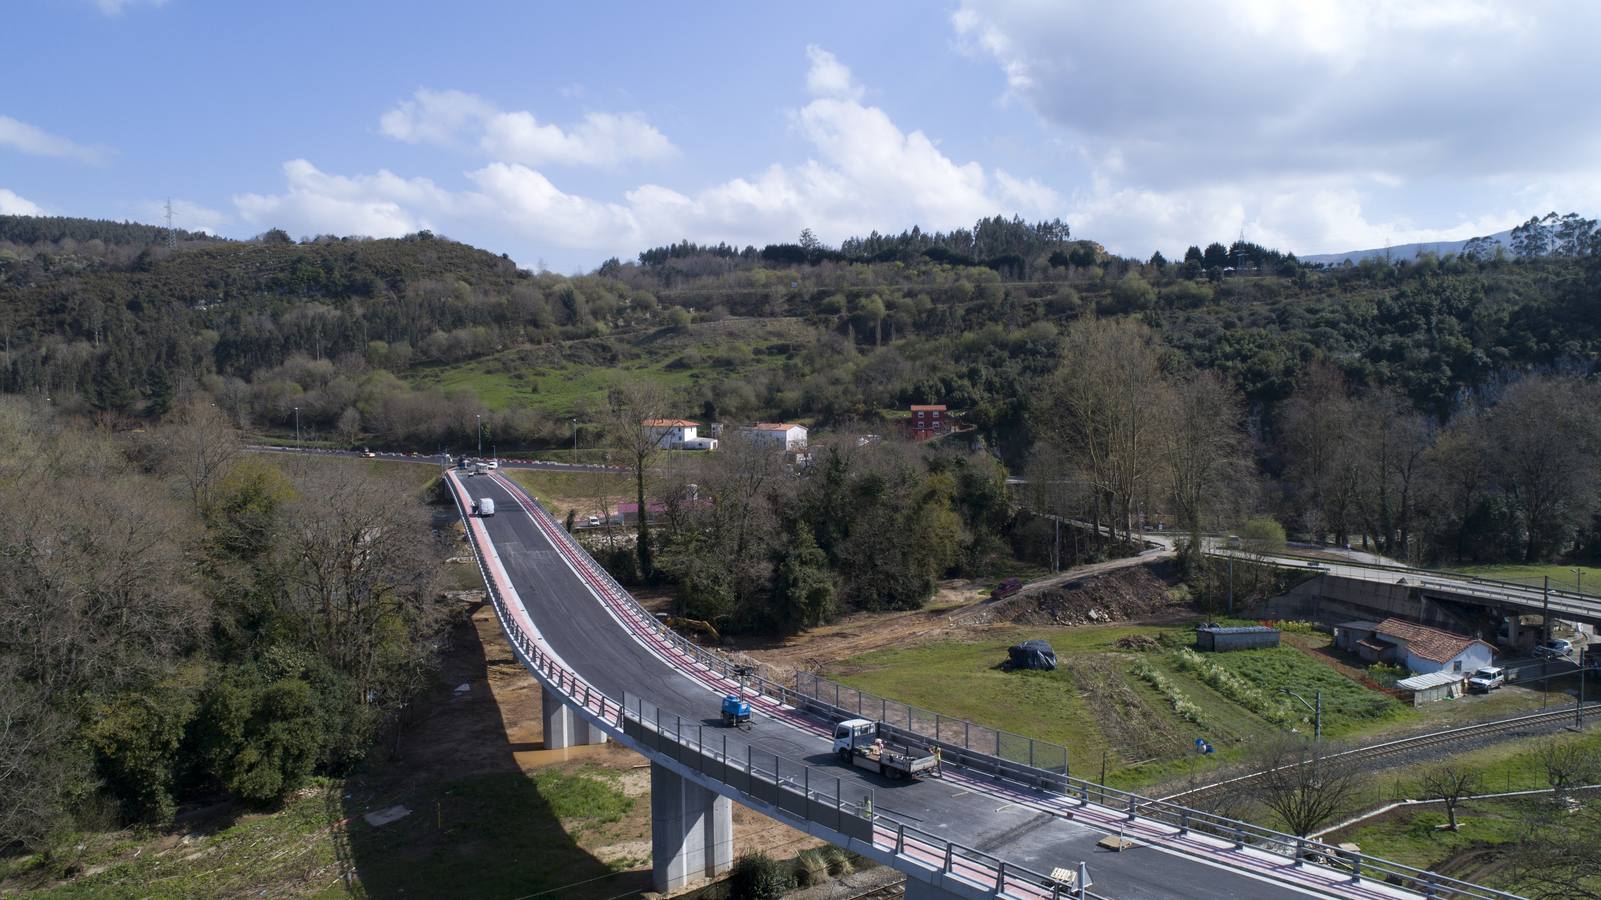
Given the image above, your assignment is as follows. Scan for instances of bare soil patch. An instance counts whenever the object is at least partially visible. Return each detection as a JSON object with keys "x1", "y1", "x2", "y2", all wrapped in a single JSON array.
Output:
[{"x1": 968, "y1": 561, "x2": 1191, "y2": 627}]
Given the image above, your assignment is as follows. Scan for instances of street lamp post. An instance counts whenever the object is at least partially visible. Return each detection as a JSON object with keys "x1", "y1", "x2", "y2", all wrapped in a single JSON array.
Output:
[
  {"x1": 476, "y1": 414, "x2": 483, "y2": 458},
  {"x1": 572, "y1": 417, "x2": 578, "y2": 465},
  {"x1": 294, "y1": 406, "x2": 301, "y2": 443},
  {"x1": 1280, "y1": 688, "x2": 1322, "y2": 742}
]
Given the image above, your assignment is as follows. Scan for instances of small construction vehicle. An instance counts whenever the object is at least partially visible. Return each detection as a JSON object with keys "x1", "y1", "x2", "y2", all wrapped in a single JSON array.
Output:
[
  {"x1": 991, "y1": 577, "x2": 1022, "y2": 601},
  {"x1": 721, "y1": 665, "x2": 754, "y2": 729},
  {"x1": 832, "y1": 719, "x2": 939, "y2": 779}
]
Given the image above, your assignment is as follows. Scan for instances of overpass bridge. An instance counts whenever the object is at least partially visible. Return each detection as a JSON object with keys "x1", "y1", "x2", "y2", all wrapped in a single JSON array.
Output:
[{"x1": 445, "y1": 470, "x2": 1520, "y2": 899}]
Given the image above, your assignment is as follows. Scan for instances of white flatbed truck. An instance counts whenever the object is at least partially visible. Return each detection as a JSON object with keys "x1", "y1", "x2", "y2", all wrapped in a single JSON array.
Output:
[{"x1": 832, "y1": 718, "x2": 939, "y2": 780}]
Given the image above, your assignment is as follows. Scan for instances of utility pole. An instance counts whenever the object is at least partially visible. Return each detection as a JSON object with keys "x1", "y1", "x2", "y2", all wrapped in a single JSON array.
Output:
[
  {"x1": 476, "y1": 413, "x2": 483, "y2": 458},
  {"x1": 1227, "y1": 555, "x2": 1235, "y2": 617},
  {"x1": 572, "y1": 417, "x2": 578, "y2": 465},
  {"x1": 294, "y1": 406, "x2": 301, "y2": 443},
  {"x1": 1574, "y1": 567, "x2": 1585, "y2": 597}
]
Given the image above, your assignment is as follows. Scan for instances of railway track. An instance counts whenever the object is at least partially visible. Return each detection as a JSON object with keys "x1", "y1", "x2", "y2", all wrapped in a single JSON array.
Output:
[{"x1": 1160, "y1": 703, "x2": 1601, "y2": 805}]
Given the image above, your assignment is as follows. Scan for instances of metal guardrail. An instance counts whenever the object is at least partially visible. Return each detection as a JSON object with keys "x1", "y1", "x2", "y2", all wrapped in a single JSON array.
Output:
[
  {"x1": 462, "y1": 473, "x2": 1099, "y2": 899},
  {"x1": 483, "y1": 473, "x2": 1525, "y2": 900}
]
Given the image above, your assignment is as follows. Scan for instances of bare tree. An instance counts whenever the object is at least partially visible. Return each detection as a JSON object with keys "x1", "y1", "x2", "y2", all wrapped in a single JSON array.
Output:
[
  {"x1": 1250, "y1": 735, "x2": 1360, "y2": 837},
  {"x1": 1419, "y1": 764, "x2": 1479, "y2": 831},
  {"x1": 1164, "y1": 370, "x2": 1252, "y2": 568},
  {"x1": 602, "y1": 379, "x2": 675, "y2": 580},
  {"x1": 1279, "y1": 363, "x2": 1364, "y2": 546},
  {"x1": 1537, "y1": 740, "x2": 1598, "y2": 804},
  {"x1": 155, "y1": 397, "x2": 241, "y2": 513},
  {"x1": 1038, "y1": 318, "x2": 1171, "y2": 543},
  {"x1": 272, "y1": 462, "x2": 443, "y2": 709},
  {"x1": 1511, "y1": 802, "x2": 1601, "y2": 900},
  {"x1": 1485, "y1": 377, "x2": 1601, "y2": 561}
]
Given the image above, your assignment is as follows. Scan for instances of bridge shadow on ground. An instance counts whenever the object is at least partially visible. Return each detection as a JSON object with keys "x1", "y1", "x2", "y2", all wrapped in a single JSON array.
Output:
[{"x1": 336, "y1": 599, "x2": 653, "y2": 899}]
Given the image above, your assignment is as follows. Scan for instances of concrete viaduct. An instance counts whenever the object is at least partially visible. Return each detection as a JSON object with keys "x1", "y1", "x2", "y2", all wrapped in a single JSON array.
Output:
[{"x1": 445, "y1": 470, "x2": 1521, "y2": 899}]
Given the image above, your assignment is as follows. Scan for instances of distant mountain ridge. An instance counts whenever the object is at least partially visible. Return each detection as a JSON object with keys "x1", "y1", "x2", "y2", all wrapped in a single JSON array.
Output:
[{"x1": 1300, "y1": 227, "x2": 1514, "y2": 266}]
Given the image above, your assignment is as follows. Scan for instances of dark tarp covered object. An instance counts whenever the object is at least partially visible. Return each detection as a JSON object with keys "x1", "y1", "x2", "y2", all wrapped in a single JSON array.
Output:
[{"x1": 1008, "y1": 639, "x2": 1057, "y2": 671}]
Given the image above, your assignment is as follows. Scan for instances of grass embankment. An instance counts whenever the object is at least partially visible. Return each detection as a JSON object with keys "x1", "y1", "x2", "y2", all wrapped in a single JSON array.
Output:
[
  {"x1": 408, "y1": 317, "x2": 811, "y2": 415},
  {"x1": 2, "y1": 768, "x2": 638, "y2": 899},
  {"x1": 833, "y1": 623, "x2": 1409, "y2": 787},
  {"x1": 1452, "y1": 563, "x2": 1601, "y2": 595},
  {"x1": 1331, "y1": 729, "x2": 1601, "y2": 891}
]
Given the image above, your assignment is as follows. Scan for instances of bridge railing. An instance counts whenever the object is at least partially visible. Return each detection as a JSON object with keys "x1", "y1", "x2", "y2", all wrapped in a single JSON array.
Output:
[
  {"x1": 792, "y1": 671, "x2": 1070, "y2": 776},
  {"x1": 473, "y1": 475, "x2": 1108, "y2": 898},
  {"x1": 621, "y1": 692, "x2": 1104, "y2": 900},
  {"x1": 486, "y1": 474, "x2": 1522, "y2": 900}
]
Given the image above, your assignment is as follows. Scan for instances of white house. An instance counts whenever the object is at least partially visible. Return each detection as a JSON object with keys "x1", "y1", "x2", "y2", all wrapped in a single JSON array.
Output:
[
  {"x1": 1334, "y1": 618, "x2": 1495, "y2": 676},
  {"x1": 642, "y1": 419, "x2": 702, "y2": 449},
  {"x1": 743, "y1": 422, "x2": 808, "y2": 451}
]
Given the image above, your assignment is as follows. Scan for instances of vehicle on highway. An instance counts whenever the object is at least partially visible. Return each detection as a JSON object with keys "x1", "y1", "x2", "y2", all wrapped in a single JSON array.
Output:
[
  {"x1": 832, "y1": 719, "x2": 939, "y2": 779},
  {"x1": 1467, "y1": 666, "x2": 1506, "y2": 692},
  {"x1": 587, "y1": 515, "x2": 601, "y2": 527},
  {"x1": 486, "y1": 459, "x2": 499, "y2": 470},
  {"x1": 477, "y1": 497, "x2": 495, "y2": 517},
  {"x1": 361, "y1": 448, "x2": 376, "y2": 458},
  {"x1": 1536, "y1": 639, "x2": 1574, "y2": 658}
]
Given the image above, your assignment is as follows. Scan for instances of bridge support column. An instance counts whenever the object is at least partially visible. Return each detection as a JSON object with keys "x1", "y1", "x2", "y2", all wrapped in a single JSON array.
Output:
[
  {"x1": 541, "y1": 685, "x2": 606, "y2": 749},
  {"x1": 651, "y1": 762, "x2": 732, "y2": 892},
  {"x1": 902, "y1": 878, "x2": 964, "y2": 900}
]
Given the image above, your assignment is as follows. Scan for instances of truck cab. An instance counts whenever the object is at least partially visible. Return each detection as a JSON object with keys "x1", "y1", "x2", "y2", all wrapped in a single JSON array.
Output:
[{"x1": 832, "y1": 719, "x2": 877, "y2": 754}]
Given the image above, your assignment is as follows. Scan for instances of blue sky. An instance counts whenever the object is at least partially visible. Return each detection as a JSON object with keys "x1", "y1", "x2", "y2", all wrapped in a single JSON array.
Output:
[{"x1": 4, "y1": 1, "x2": 1599, "y2": 271}]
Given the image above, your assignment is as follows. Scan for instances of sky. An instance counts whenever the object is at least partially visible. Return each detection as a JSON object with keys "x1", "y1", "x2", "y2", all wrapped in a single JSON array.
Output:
[{"x1": 4, "y1": 0, "x2": 1600, "y2": 271}]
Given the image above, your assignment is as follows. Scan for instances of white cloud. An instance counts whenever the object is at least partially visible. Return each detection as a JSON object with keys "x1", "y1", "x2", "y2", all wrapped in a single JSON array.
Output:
[
  {"x1": 804, "y1": 45, "x2": 863, "y2": 101},
  {"x1": 92, "y1": 0, "x2": 167, "y2": 15},
  {"x1": 244, "y1": 48, "x2": 1063, "y2": 264},
  {"x1": 0, "y1": 188, "x2": 44, "y2": 216},
  {"x1": 379, "y1": 88, "x2": 674, "y2": 167},
  {"x1": 0, "y1": 115, "x2": 107, "y2": 163},
  {"x1": 233, "y1": 160, "x2": 453, "y2": 238},
  {"x1": 952, "y1": 1, "x2": 1601, "y2": 254}
]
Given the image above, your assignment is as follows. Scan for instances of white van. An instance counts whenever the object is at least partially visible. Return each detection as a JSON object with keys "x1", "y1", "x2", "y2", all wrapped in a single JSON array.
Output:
[{"x1": 478, "y1": 498, "x2": 495, "y2": 517}]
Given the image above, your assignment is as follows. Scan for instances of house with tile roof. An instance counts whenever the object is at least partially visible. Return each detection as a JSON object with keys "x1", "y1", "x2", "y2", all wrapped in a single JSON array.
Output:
[
  {"x1": 1333, "y1": 618, "x2": 1495, "y2": 676},
  {"x1": 742, "y1": 422, "x2": 807, "y2": 451}
]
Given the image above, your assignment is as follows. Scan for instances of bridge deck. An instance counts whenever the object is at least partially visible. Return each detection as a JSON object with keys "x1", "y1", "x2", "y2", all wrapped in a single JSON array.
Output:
[{"x1": 464, "y1": 471, "x2": 1424, "y2": 899}]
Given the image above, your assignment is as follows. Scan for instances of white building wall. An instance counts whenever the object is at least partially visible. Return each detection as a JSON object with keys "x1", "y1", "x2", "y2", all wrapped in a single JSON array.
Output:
[{"x1": 1404, "y1": 643, "x2": 1493, "y2": 676}]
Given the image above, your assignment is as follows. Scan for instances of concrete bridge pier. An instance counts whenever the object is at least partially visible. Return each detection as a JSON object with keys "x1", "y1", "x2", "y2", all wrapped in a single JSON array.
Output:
[
  {"x1": 651, "y1": 762, "x2": 733, "y2": 892},
  {"x1": 541, "y1": 685, "x2": 608, "y2": 749}
]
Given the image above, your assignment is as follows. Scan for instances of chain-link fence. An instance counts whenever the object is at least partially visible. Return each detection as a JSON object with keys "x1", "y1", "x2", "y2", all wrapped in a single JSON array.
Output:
[{"x1": 793, "y1": 671, "x2": 1070, "y2": 774}]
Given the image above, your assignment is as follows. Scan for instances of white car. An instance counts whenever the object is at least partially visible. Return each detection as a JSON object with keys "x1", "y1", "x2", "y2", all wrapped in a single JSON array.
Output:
[
  {"x1": 1467, "y1": 666, "x2": 1505, "y2": 693},
  {"x1": 587, "y1": 515, "x2": 601, "y2": 527},
  {"x1": 485, "y1": 459, "x2": 499, "y2": 470}
]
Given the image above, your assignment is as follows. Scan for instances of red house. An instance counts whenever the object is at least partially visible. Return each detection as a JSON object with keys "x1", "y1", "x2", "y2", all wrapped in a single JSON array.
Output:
[{"x1": 908, "y1": 404, "x2": 950, "y2": 441}]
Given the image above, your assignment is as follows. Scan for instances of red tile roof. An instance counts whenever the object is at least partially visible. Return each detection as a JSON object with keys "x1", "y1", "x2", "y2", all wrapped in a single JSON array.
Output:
[
  {"x1": 1373, "y1": 618, "x2": 1490, "y2": 663},
  {"x1": 910, "y1": 405, "x2": 947, "y2": 412},
  {"x1": 751, "y1": 423, "x2": 801, "y2": 431}
]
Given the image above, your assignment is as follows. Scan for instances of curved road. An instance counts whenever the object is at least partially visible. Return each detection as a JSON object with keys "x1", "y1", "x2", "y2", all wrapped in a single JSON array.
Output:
[{"x1": 459, "y1": 470, "x2": 1434, "y2": 899}]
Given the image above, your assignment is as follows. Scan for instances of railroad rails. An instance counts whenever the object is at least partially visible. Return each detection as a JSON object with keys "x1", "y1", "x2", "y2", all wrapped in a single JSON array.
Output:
[{"x1": 1160, "y1": 704, "x2": 1601, "y2": 805}]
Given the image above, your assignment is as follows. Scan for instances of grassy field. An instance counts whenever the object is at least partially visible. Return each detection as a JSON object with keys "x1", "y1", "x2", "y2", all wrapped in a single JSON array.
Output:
[
  {"x1": 1, "y1": 768, "x2": 640, "y2": 899},
  {"x1": 407, "y1": 317, "x2": 812, "y2": 415},
  {"x1": 1452, "y1": 563, "x2": 1601, "y2": 594},
  {"x1": 831, "y1": 622, "x2": 1429, "y2": 786}
]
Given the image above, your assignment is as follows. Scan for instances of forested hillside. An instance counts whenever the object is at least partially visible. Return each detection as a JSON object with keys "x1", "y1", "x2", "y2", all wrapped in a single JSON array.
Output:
[{"x1": 2, "y1": 212, "x2": 1600, "y2": 568}]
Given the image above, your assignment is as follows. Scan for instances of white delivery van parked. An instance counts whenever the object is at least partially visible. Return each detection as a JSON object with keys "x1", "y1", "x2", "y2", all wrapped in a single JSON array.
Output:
[{"x1": 478, "y1": 497, "x2": 495, "y2": 517}]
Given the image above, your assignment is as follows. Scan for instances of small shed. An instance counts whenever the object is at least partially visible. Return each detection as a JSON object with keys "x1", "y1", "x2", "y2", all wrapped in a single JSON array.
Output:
[
  {"x1": 1397, "y1": 671, "x2": 1464, "y2": 706},
  {"x1": 1196, "y1": 625, "x2": 1281, "y2": 652},
  {"x1": 1008, "y1": 640, "x2": 1057, "y2": 671}
]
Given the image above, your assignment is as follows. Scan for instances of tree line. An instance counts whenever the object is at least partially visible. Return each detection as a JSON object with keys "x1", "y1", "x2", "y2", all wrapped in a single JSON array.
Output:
[{"x1": 0, "y1": 399, "x2": 449, "y2": 851}]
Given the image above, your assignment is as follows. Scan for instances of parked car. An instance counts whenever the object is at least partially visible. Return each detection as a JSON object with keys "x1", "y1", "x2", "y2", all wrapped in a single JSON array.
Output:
[
  {"x1": 1535, "y1": 639, "x2": 1574, "y2": 659},
  {"x1": 587, "y1": 515, "x2": 601, "y2": 527},
  {"x1": 1467, "y1": 666, "x2": 1506, "y2": 693}
]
